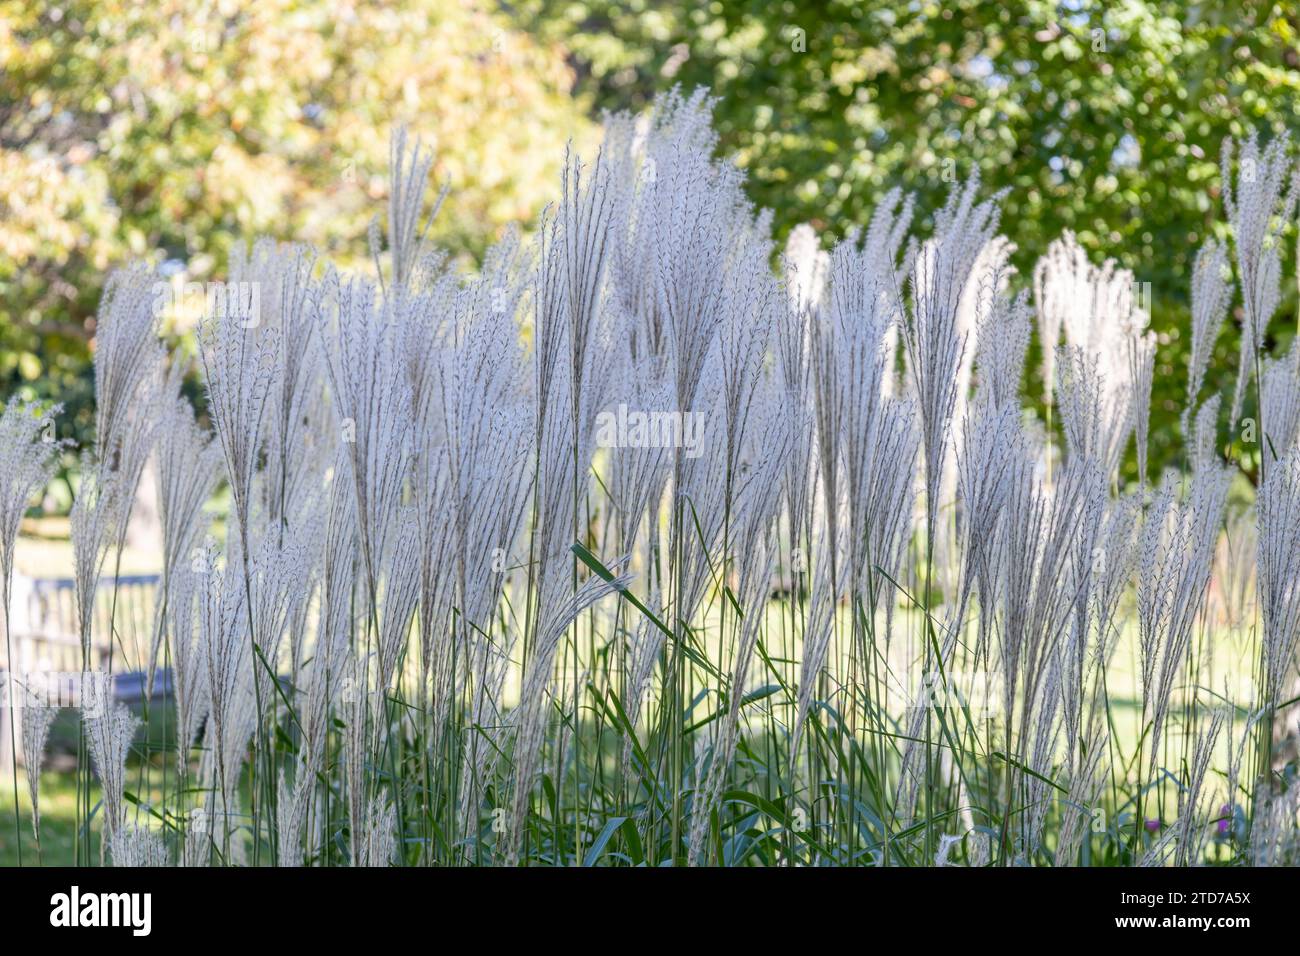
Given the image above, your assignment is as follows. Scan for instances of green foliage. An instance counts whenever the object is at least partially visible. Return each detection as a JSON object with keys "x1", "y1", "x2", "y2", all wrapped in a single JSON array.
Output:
[
  {"x1": 521, "y1": 0, "x2": 1300, "y2": 474},
  {"x1": 9, "y1": 0, "x2": 1300, "y2": 475},
  {"x1": 0, "y1": 0, "x2": 596, "y2": 448}
]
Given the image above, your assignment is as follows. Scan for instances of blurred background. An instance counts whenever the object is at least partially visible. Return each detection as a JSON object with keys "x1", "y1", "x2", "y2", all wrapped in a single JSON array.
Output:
[{"x1": 3, "y1": 0, "x2": 1299, "y2": 480}]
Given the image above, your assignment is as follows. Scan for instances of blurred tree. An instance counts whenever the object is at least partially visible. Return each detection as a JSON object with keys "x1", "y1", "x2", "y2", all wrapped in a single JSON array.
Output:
[
  {"x1": 520, "y1": 0, "x2": 1300, "y2": 475},
  {"x1": 0, "y1": 0, "x2": 596, "y2": 449}
]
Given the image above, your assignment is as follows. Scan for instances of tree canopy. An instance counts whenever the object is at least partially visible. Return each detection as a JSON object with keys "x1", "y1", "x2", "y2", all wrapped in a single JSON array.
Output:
[
  {"x1": 6, "y1": 0, "x2": 1300, "y2": 472},
  {"x1": 1, "y1": 0, "x2": 595, "y2": 445},
  {"x1": 522, "y1": 0, "x2": 1300, "y2": 471}
]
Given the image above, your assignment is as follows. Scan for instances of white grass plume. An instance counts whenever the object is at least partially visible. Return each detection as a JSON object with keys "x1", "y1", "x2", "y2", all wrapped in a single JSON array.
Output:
[
  {"x1": 84, "y1": 701, "x2": 140, "y2": 841},
  {"x1": 1222, "y1": 132, "x2": 1298, "y2": 424},
  {"x1": 1257, "y1": 449, "x2": 1300, "y2": 707},
  {"x1": 18, "y1": 682, "x2": 55, "y2": 841},
  {"x1": 1184, "y1": 238, "x2": 1231, "y2": 436}
]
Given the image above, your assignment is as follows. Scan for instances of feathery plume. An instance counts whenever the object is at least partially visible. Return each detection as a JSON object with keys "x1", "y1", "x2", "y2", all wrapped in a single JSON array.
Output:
[
  {"x1": 1184, "y1": 239, "x2": 1231, "y2": 434},
  {"x1": 1128, "y1": 331, "x2": 1156, "y2": 486},
  {"x1": 197, "y1": 257, "x2": 280, "y2": 551},
  {"x1": 1222, "y1": 131, "x2": 1298, "y2": 424},
  {"x1": 84, "y1": 701, "x2": 140, "y2": 840},
  {"x1": 903, "y1": 174, "x2": 1004, "y2": 558},
  {"x1": 93, "y1": 265, "x2": 162, "y2": 468},
  {"x1": 18, "y1": 681, "x2": 55, "y2": 840},
  {"x1": 109, "y1": 825, "x2": 170, "y2": 867},
  {"x1": 70, "y1": 460, "x2": 121, "y2": 662},
  {"x1": 1257, "y1": 450, "x2": 1300, "y2": 707},
  {"x1": 0, "y1": 399, "x2": 65, "y2": 587}
]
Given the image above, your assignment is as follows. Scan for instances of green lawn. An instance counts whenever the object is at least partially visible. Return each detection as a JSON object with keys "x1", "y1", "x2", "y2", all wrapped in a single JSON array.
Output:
[{"x1": 0, "y1": 770, "x2": 82, "y2": 866}]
